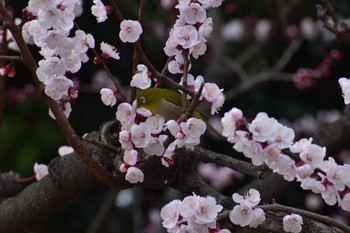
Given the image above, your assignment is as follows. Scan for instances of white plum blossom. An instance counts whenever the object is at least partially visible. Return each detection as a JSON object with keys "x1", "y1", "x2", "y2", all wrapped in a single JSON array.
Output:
[
  {"x1": 160, "y1": 194, "x2": 224, "y2": 233},
  {"x1": 49, "y1": 102, "x2": 72, "y2": 119},
  {"x1": 119, "y1": 20, "x2": 143, "y2": 43},
  {"x1": 248, "y1": 112, "x2": 278, "y2": 142},
  {"x1": 181, "y1": 118, "x2": 207, "y2": 140},
  {"x1": 168, "y1": 54, "x2": 191, "y2": 74},
  {"x1": 100, "y1": 88, "x2": 117, "y2": 107},
  {"x1": 145, "y1": 115, "x2": 165, "y2": 134},
  {"x1": 232, "y1": 188, "x2": 261, "y2": 207},
  {"x1": 290, "y1": 138, "x2": 313, "y2": 154},
  {"x1": 269, "y1": 124, "x2": 295, "y2": 149},
  {"x1": 143, "y1": 136, "x2": 167, "y2": 156},
  {"x1": 91, "y1": 0, "x2": 107, "y2": 23},
  {"x1": 181, "y1": 195, "x2": 199, "y2": 219},
  {"x1": 180, "y1": 74, "x2": 204, "y2": 95},
  {"x1": 123, "y1": 149, "x2": 138, "y2": 166},
  {"x1": 198, "y1": 18, "x2": 213, "y2": 39},
  {"x1": 58, "y1": 145, "x2": 74, "y2": 156},
  {"x1": 119, "y1": 130, "x2": 134, "y2": 150},
  {"x1": 136, "y1": 106, "x2": 153, "y2": 118},
  {"x1": 100, "y1": 42, "x2": 120, "y2": 60},
  {"x1": 178, "y1": 3, "x2": 207, "y2": 25},
  {"x1": 191, "y1": 40, "x2": 207, "y2": 59},
  {"x1": 172, "y1": 25, "x2": 199, "y2": 49},
  {"x1": 294, "y1": 163, "x2": 314, "y2": 180},
  {"x1": 229, "y1": 189, "x2": 265, "y2": 228},
  {"x1": 338, "y1": 77, "x2": 350, "y2": 104},
  {"x1": 44, "y1": 76, "x2": 73, "y2": 100},
  {"x1": 34, "y1": 162, "x2": 49, "y2": 181},
  {"x1": 166, "y1": 118, "x2": 206, "y2": 150},
  {"x1": 116, "y1": 102, "x2": 136, "y2": 129},
  {"x1": 319, "y1": 157, "x2": 350, "y2": 191},
  {"x1": 299, "y1": 143, "x2": 326, "y2": 169},
  {"x1": 160, "y1": 199, "x2": 183, "y2": 229},
  {"x1": 37, "y1": 57, "x2": 65, "y2": 81},
  {"x1": 340, "y1": 193, "x2": 350, "y2": 211},
  {"x1": 283, "y1": 214, "x2": 303, "y2": 233},
  {"x1": 320, "y1": 182, "x2": 338, "y2": 206},
  {"x1": 249, "y1": 208, "x2": 266, "y2": 228},
  {"x1": 130, "y1": 64, "x2": 151, "y2": 89},
  {"x1": 74, "y1": 30, "x2": 95, "y2": 50},
  {"x1": 194, "y1": 196, "x2": 223, "y2": 225},
  {"x1": 26, "y1": 20, "x2": 47, "y2": 46},
  {"x1": 221, "y1": 107, "x2": 244, "y2": 143},
  {"x1": 201, "y1": 82, "x2": 225, "y2": 115},
  {"x1": 125, "y1": 167, "x2": 144, "y2": 183},
  {"x1": 211, "y1": 0, "x2": 224, "y2": 8},
  {"x1": 131, "y1": 123, "x2": 152, "y2": 148},
  {"x1": 229, "y1": 203, "x2": 254, "y2": 227}
]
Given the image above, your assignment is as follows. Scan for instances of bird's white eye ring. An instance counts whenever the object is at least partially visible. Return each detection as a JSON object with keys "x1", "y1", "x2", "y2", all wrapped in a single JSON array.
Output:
[{"x1": 140, "y1": 96, "x2": 146, "y2": 104}]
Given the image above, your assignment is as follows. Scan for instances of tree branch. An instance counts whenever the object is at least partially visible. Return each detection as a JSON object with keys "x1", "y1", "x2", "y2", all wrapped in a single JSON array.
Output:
[{"x1": 0, "y1": 153, "x2": 98, "y2": 233}]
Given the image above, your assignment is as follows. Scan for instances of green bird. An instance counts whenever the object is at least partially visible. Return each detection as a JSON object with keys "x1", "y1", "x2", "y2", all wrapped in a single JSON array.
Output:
[{"x1": 136, "y1": 87, "x2": 204, "y2": 121}]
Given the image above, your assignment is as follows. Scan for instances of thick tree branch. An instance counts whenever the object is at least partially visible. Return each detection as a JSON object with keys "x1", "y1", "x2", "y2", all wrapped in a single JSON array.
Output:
[
  {"x1": 0, "y1": 152, "x2": 98, "y2": 233},
  {"x1": 189, "y1": 147, "x2": 267, "y2": 179}
]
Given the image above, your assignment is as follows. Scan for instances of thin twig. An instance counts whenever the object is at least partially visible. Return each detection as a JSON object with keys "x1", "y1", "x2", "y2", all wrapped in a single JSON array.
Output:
[
  {"x1": 272, "y1": 37, "x2": 303, "y2": 72},
  {"x1": 108, "y1": 0, "x2": 125, "y2": 22},
  {"x1": 259, "y1": 203, "x2": 350, "y2": 233},
  {"x1": 224, "y1": 72, "x2": 294, "y2": 101},
  {"x1": 183, "y1": 83, "x2": 204, "y2": 121},
  {"x1": 87, "y1": 189, "x2": 119, "y2": 233},
  {"x1": 0, "y1": 55, "x2": 22, "y2": 61},
  {"x1": 0, "y1": 0, "x2": 9, "y2": 138},
  {"x1": 181, "y1": 50, "x2": 189, "y2": 111},
  {"x1": 188, "y1": 147, "x2": 267, "y2": 179},
  {"x1": 14, "y1": 176, "x2": 35, "y2": 184},
  {"x1": 74, "y1": 22, "x2": 127, "y2": 102},
  {"x1": 321, "y1": 0, "x2": 338, "y2": 22},
  {"x1": 108, "y1": 0, "x2": 196, "y2": 97},
  {"x1": 130, "y1": 0, "x2": 147, "y2": 103}
]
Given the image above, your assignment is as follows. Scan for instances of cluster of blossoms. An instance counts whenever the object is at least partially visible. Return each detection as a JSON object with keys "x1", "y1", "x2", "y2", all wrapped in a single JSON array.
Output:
[
  {"x1": 22, "y1": 0, "x2": 92, "y2": 118},
  {"x1": 221, "y1": 107, "x2": 350, "y2": 211},
  {"x1": 0, "y1": 63, "x2": 16, "y2": 78},
  {"x1": 160, "y1": 189, "x2": 303, "y2": 232},
  {"x1": 116, "y1": 101, "x2": 207, "y2": 183},
  {"x1": 160, "y1": 194, "x2": 229, "y2": 233},
  {"x1": 293, "y1": 49, "x2": 343, "y2": 90},
  {"x1": 161, "y1": 0, "x2": 225, "y2": 115},
  {"x1": 229, "y1": 189, "x2": 265, "y2": 228},
  {"x1": 164, "y1": 0, "x2": 223, "y2": 66}
]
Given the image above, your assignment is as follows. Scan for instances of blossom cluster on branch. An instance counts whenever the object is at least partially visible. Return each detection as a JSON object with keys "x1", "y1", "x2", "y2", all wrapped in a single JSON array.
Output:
[{"x1": 221, "y1": 106, "x2": 350, "y2": 212}]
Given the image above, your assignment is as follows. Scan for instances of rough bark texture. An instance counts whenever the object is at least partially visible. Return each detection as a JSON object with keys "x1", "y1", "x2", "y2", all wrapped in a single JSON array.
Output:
[{"x1": 0, "y1": 152, "x2": 98, "y2": 233}]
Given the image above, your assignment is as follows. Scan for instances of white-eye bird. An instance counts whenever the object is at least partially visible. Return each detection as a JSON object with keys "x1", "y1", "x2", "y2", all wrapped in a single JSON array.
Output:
[{"x1": 136, "y1": 87, "x2": 204, "y2": 121}]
